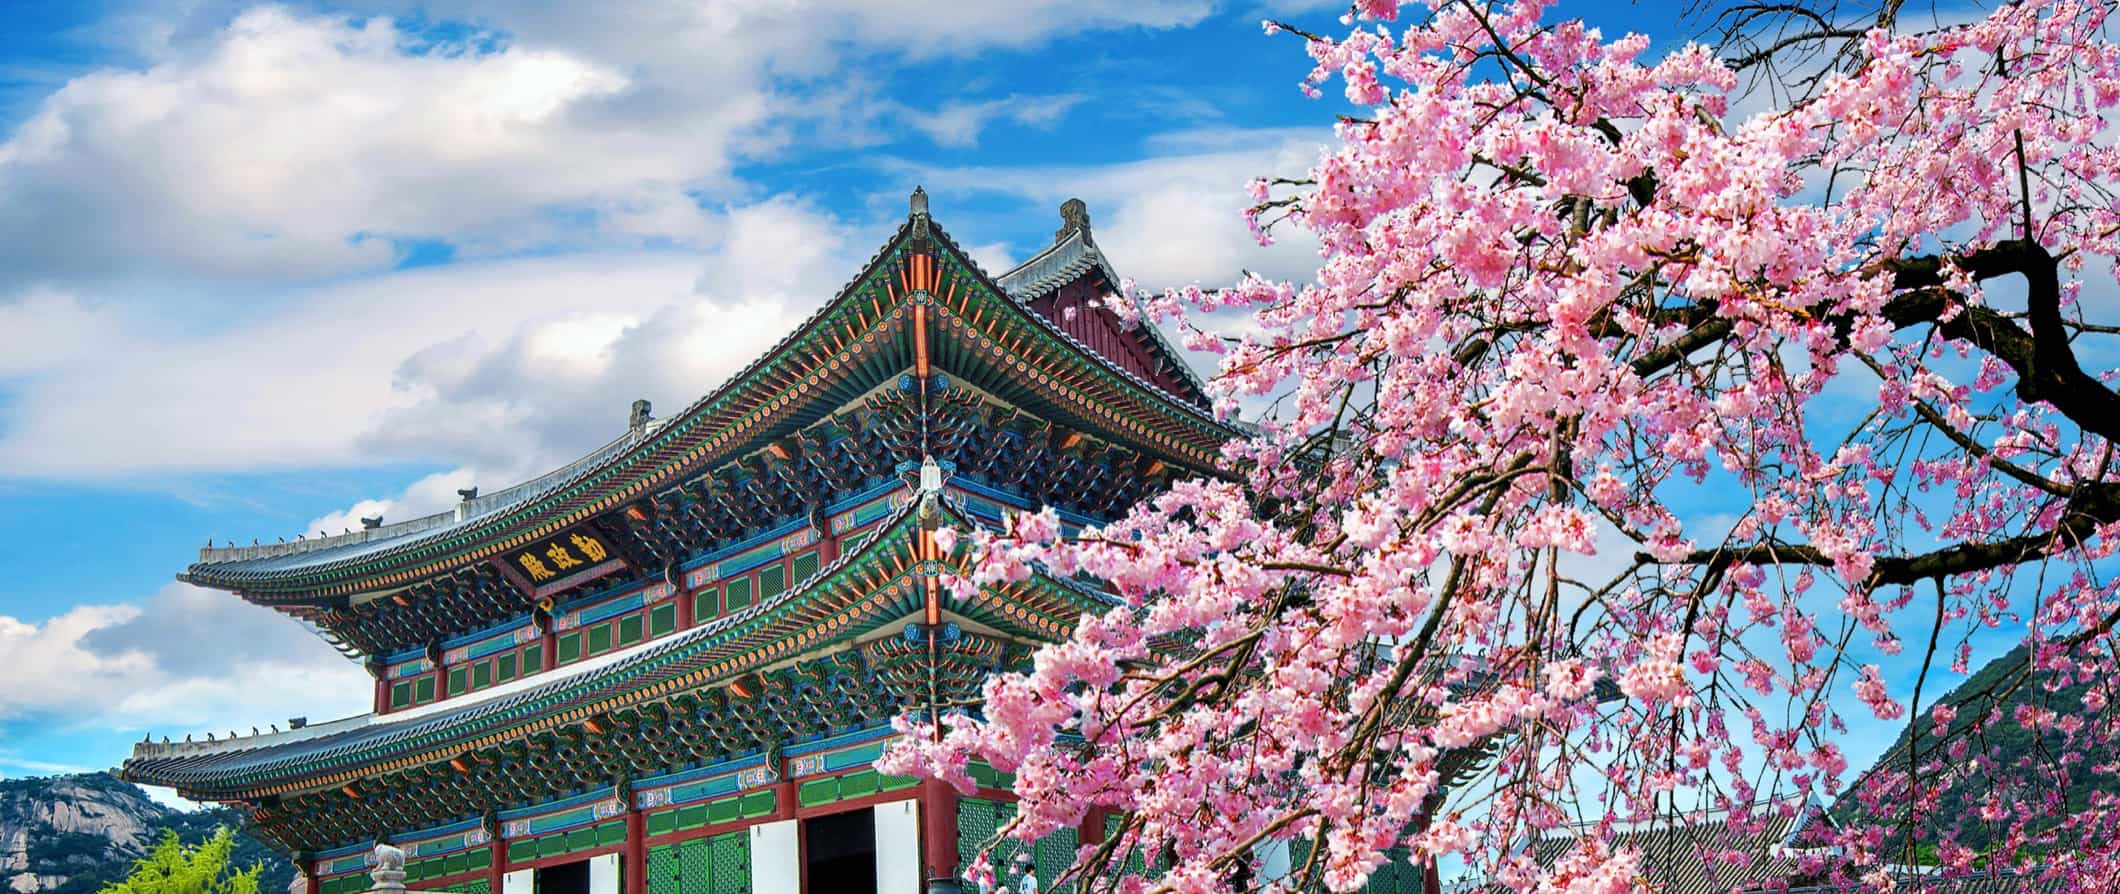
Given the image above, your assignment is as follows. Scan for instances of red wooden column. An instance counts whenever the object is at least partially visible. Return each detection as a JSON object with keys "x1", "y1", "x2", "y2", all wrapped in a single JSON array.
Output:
[
  {"x1": 1417, "y1": 804, "x2": 1440, "y2": 894},
  {"x1": 1078, "y1": 807, "x2": 1106, "y2": 849},
  {"x1": 430, "y1": 643, "x2": 452, "y2": 704},
  {"x1": 816, "y1": 514, "x2": 841, "y2": 565},
  {"x1": 368, "y1": 660, "x2": 388, "y2": 715},
  {"x1": 486, "y1": 834, "x2": 505, "y2": 894},
  {"x1": 624, "y1": 806, "x2": 647, "y2": 894},
  {"x1": 675, "y1": 576, "x2": 698, "y2": 633},
  {"x1": 920, "y1": 778, "x2": 960, "y2": 888},
  {"x1": 539, "y1": 614, "x2": 558, "y2": 673}
]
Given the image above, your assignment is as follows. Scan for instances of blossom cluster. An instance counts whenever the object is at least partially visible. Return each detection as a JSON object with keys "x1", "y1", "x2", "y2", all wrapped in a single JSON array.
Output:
[{"x1": 882, "y1": 1, "x2": 2120, "y2": 891}]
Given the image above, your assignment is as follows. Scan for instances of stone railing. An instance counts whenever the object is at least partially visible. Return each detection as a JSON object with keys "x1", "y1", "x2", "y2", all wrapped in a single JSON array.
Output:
[{"x1": 290, "y1": 844, "x2": 428, "y2": 894}]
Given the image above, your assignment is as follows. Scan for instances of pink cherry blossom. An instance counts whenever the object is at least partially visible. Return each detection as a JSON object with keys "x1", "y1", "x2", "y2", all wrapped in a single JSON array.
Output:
[{"x1": 884, "y1": 1, "x2": 2120, "y2": 891}]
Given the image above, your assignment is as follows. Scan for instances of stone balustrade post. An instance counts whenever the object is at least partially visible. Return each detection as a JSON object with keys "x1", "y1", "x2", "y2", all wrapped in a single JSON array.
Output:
[{"x1": 367, "y1": 844, "x2": 408, "y2": 894}]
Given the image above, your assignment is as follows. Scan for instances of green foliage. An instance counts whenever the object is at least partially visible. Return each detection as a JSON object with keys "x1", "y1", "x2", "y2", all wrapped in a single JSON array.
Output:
[
  {"x1": 1841, "y1": 643, "x2": 2119, "y2": 855},
  {"x1": 25, "y1": 831, "x2": 114, "y2": 868},
  {"x1": 0, "y1": 773, "x2": 291, "y2": 894},
  {"x1": 100, "y1": 828, "x2": 262, "y2": 894}
]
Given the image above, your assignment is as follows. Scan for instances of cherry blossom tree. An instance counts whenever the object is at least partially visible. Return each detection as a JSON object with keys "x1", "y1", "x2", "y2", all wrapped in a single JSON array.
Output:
[{"x1": 883, "y1": 1, "x2": 2120, "y2": 891}]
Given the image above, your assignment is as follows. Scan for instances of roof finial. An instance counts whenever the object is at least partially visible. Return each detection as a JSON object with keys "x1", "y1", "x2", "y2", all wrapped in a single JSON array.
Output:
[
  {"x1": 909, "y1": 186, "x2": 932, "y2": 239},
  {"x1": 1058, "y1": 197, "x2": 1090, "y2": 242},
  {"x1": 629, "y1": 399, "x2": 653, "y2": 433}
]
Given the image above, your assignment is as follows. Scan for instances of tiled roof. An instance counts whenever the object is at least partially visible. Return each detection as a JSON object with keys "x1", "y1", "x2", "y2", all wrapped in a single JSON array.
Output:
[
  {"x1": 181, "y1": 204, "x2": 1233, "y2": 588},
  {"x1": 186, "y1": 421, "x2": 666, "y2": 571},
  {"x1": 125, "y1": 490, "x2": 1121, "y2": 794},
  {"x1": 1521, "y1": 797, "x2": 1829, "y2": 894},
  {"x1": 1780, "y1": 875, "x2": 2060, "y2": 894},
  {"x1": 128, "y1": 493, "x2": 932, "y2": 788},
  {"x1": 994, "y1": 225, "x2": 1213, "y2": 406}
]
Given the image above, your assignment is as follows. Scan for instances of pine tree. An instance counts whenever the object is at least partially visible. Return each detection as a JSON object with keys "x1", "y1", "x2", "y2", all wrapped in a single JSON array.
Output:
[{"x1": 101, "y1": 828, "x2": 263, "y2": 894}]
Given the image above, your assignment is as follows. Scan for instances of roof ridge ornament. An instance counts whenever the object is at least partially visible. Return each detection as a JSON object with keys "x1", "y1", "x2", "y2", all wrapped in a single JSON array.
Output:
[
  {"x1": 909, "y1": 185, "x2": 931, "y2": 240},
  {"x1": 1057, "y1": 197, "x2": 1090, "y2": 243}
]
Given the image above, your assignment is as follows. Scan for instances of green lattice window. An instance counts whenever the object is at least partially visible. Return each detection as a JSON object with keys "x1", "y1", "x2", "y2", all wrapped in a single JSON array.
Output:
[
  {"x1": 1033, "y1": 826, "x2": 1080, "y2": 894},
  {"x1": 708, "y1": 830, "x2": 748, "y2": 894},
  {"x1": 588, "y1": 622, "x2": 614, "y2": 656},
  {"x1": 724, "y1": 578, "x2": 752, "y2": 611},
  {"x1": 618, "y1": 614, "x2": 644, "y2": 646},
  {"x1": 447, "y1": 666, "x2": 468, "y2": 696},
  {"x1": 497, "y1": 653, "x2": 518, "y2": 683},
  {"x1": 682, "y1": 838, "x2": 715, "y2": 894},
  {"x1": 957, "y1": 799, "x2": 1079, "y2": 892},
  {"x1": 390, "y1": 681, "x2": 413, "y2": 709},
  {"x1": 521, "y1": 643, "x2": 542, "y2": 674},
  {"x1": 790, "y1": 550, "x2": 821, "y2": 584},
  {"x1": 1104, "y1": 814, "x2": 1158, "y2": 881},
  {"x1": 649, "y1": 844, "x2": 679, "y2": 894},
  {"x1": 649, "y1": 602, "x2": 677, "y2": 638},
  {"x1": 473, "y1": 660, "x2": 493, "y2": 689},
  {"x1": 414, "y1": 675, "x2": 436, "y2": 704},
  {"x1": 758, "y1": 566, "x2": 787, "y2": 600},
  {"x1": 694, "y1": 587, "x2": 719, "y2": 623},
  {"x1": 843, "y1": 531, "x2": 872, "y2": 553},
  {"x1": 557, "y1": 632, "x2": 582, "y2": 664}
]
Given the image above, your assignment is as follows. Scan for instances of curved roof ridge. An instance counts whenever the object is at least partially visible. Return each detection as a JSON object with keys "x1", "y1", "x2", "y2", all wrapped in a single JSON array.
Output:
[
  {"x1": 182, "y1": 201, "x2": 1238, "y2": 592},
  {"x1": 193, "y1": 420, "x2": 670, "y2": 567},
  {"x1": 991, "y1": 223, "x2": 1214, "y2": 407},
  {"x1": 183, "y1": 216, "x2": 918, "y2": 583},
  {"x1": 927, "y1": 218, "x2": 1226, "y2": 429},
  {"x1": 129, "y1": 490, "x2": 935, "y2": 791}
]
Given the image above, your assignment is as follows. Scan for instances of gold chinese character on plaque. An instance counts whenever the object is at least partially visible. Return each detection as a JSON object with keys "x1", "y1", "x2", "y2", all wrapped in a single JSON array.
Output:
[
  {"x1": 570, "y1": 533, "x2": 608, "y2": 563},
  {"x1": 545, "y1": 543, "x2": 583, "y2": 571},
  {"x1": 517, "y1": 553, "x2": 556, "y2": 581}
]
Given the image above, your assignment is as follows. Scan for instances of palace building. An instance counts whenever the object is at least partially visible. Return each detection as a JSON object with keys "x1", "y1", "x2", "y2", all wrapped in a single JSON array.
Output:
[{"x1": 122, "y1": 191, "x2": 1234, "y2": 894}]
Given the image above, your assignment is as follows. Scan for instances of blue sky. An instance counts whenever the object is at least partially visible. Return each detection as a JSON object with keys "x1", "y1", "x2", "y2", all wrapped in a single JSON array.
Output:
[
  {"x1": 0, "y1": 0, "x2": 1381, "y2": 787},
  {"x1": 0, "y1": 0, "x2": 1983, "y2": 817}
]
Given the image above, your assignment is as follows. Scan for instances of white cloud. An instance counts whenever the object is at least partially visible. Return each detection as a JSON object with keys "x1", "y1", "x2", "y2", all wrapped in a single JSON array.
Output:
[
  {"x1": 0, "y1": 6, "x2": 753, "y2": 287},
  {"x1": 412, "y1": 0, "x2": 1218, "y2": 70},
  {"x1": 302, "y1": 469, "x2": 472, "y2": 537},
  {"x1": 0, "y1": 584, "x2": 368, "y2": 740},
  {"x1": 0, "y1": 1, "x2": 1234, "y2": 291},
  {"x1": 903, "y1": 93, "x2": 1085, "y2": 147},
  {"x1": 0, "y1": 252, "x2": 686, "y2": 477},
  {"x1": 0, "y1": 194, "x2": 873, "y2": 481},
  {"x1": 0, "y1": 753, "x2": 96, "y2": 776},
  {"x1": 894, "y1": 126, "x2": 1331, "y2": 289},
  {"x1": 0, "y1": 605, "x2": 153, "y2": 719}
]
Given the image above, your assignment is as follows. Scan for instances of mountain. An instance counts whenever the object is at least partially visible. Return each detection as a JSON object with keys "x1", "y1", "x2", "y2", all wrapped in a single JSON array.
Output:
[
  {"x1": 0, "y1": 772, "x2": 291, "y2": 894},
  {"x1": 1839, "y1": 643, "x2": 2117, "y2": 855}
]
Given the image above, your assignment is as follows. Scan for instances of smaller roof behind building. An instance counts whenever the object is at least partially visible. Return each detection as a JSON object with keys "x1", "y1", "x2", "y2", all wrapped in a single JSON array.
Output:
[
  {"x1": 994, "y1": 199, "x2": 1213, "y2": 407},
  {"x1": 1515, "y1": 796, "x2": 1833, "y2": 894}
]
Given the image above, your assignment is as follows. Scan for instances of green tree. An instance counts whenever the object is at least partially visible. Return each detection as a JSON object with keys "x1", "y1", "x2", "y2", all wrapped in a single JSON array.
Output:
[{"x1": 101, "y1": 828, "x2": 263, "y2": 894}]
